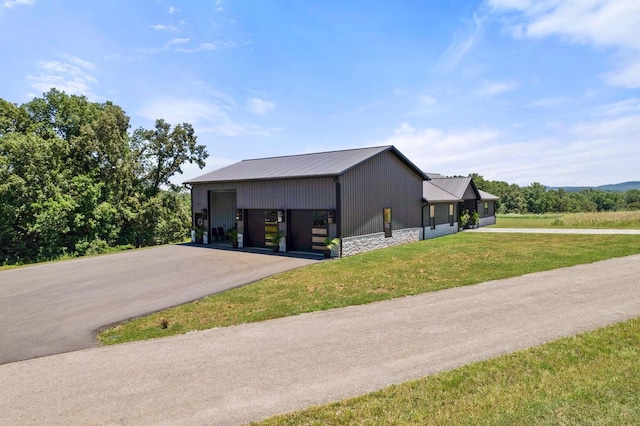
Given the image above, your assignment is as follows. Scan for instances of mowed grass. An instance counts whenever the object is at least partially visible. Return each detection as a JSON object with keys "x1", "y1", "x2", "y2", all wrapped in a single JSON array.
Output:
[
  {"x1": 495, "y1": 211, "x2": 640, "y2": 229},
  {"x1": 97, "y1": 233, "x2": 640, "y2": 345},
  {"x1": 254, "y1": 317, "x2": 640, "y2": 425}
]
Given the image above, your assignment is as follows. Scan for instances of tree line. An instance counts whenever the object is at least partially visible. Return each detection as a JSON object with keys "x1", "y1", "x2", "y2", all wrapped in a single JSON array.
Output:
[
  {"x1": 0, "y1": 89, "x2": 207, "y2": 265},
  {"x1": 471, "y1": 174, "x2": 640, "y2": 214}
]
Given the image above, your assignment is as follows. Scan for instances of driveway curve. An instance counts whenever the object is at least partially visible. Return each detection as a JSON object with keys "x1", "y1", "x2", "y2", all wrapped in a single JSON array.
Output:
[
  {"x1": 0, "y1": 245, "x2": 318, "y2": 364},
  {"x1": 1, "y1": 254, "x2": 639, "y2": 425}
]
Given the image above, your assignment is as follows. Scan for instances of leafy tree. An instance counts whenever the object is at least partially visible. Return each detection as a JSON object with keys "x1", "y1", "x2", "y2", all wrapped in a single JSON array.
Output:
[
  {"x1": 625, "y1": 189, "x2": 640, "y2": 210},
  {"x1": 0, "y1": 90, "x2": 207, "y2": 265},
  {"x1": 131, "y1": 119, "x2": 208, "y2": 194}
]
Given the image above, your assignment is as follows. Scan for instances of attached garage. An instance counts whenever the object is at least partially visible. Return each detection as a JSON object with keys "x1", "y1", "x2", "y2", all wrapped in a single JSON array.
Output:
[{"x1": 185, "y1": 145, "x2": 498, "y2": 257}]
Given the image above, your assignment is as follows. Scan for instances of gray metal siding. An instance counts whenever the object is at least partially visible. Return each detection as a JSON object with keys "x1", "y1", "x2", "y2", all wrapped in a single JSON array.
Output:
[
  {"x1": 480, "y1": 200, "x2": 496, "y2": 218},
  {"x1": 190, "y1": 178, "x2": 335, "y2": 212},
  {"x1": 463, "y1": 185, "x2": 477, "y2": 200},
  {"x1": 424, "y1": 202, "x2": 455, "y2": 226},
  {"x1": 209, "y1": 191, "x2": 237, "y2": 233},
  {"x1": 238, "y1": 178, "x2": 335, "y2": 209},
  {"x1": 340, "y1": 151, "x2": 423, "y2": 238},
  {"x1": 435, "y1": 203, "x2": 453, "y2": 226}
]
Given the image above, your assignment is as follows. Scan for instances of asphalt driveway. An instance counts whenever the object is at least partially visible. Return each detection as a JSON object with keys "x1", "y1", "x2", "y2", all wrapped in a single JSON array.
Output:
[
  {"x1": 1, "y1": 254, "x2": 639, "y2": 425},
  {"x1": 0, "y1": 245, "x2": 318, "y2": 364}
]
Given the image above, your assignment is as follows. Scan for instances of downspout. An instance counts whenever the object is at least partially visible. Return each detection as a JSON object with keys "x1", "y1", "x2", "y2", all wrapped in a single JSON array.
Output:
[
  {"x1": 184, "y1": 183, "x2": 194, "y2": 243},
  {"x1": 421, "y1": 200, "x2": 428, "y2": 240},
  {"x1": 184, "y1": 184, "x2": 194, "y2": 228},
  {"x1": 334, "y1": 175, "x2": 342, "y2": 256}
]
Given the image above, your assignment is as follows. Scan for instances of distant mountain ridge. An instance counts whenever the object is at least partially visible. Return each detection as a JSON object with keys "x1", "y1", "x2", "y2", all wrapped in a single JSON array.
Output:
[{"x1": 546, "y1": 181, "x2": 640, "y2": 192}]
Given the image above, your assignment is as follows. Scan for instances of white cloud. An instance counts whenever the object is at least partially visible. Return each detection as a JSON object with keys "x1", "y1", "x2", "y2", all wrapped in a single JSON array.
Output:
[
  {"x1": 215, "y1": 0, "x2": 224, "y2": 12},
  {"x1": 150, "y1": 24, "x2": 178, "y2": 32},
  {"x1": 138, "y1": 97, "x2": 276, "y2": 137},
  {"x1": 595, "y1": 98, "x2": 640, "y2": 116},
  {"x1": 2, "y1": 0, "x2": 33, "y2": 9},
  {"x1": 395, "y1": 122, "x2": 415, "y2": 134},
  {"x1": 375, "y1": 112, "x2": 640, "y2": 186},
  {"x1": 489, "y1": 0, "x2": 640, "y2": 88},
  {"x1": 525, "y1": 96, "x2": 569, "y2": 108},
  {"x1": 168, "y1": 37, "x2": 189, "y2": 45},
  {"x1": 475, "y1": 80, "x2": 517, "y2": 96},
  {"x1": 246, "y1": 98, "x2": 275, "y2": 115},
  {"x1": 437, "y1": 13, "x2": 485, "y2": 73},
  {"x1": 168, "y1": 7, "x2": 178, "y2": 14},
  {"x1": 27, "y1": 55, "x2": 99, "y2": 97}
]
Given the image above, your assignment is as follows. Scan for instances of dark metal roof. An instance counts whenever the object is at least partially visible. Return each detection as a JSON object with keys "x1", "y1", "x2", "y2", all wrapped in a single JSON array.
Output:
[
  {"x1": 430, "y1": 177, "x2": 481, "y2": 200},
  {"x1": 425, "y1": 172, "x2": 445, "y2": 179},
  {"x1": 185, "y1": 145, "x2": 427, "y2": 183},
  {"x1": 422, "y1": 181, "x2": 460, "y2": 203},
  {"x1": 479, "y1": 189, "x2": 499, "y2": 201}
]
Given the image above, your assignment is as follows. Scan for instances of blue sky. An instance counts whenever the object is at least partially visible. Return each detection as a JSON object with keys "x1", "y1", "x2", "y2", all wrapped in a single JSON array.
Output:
[{"x1": 1, "y1": 0, "x2": 639, "y2": 186}]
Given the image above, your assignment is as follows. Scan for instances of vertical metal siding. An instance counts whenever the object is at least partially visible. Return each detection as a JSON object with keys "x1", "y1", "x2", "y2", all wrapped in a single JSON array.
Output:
[
  {"x1": 340, "y1": 151, "x2": 423, "y2": 237},
  {"x1": 237, "y1": 177, "x2": 335, "y2": 209},
  {"x1": 209, "y1": 191, "x2": 237, "y2": 232},
  {"x1": 435, "y1": 203, "x2": 451, "y2": 225}
]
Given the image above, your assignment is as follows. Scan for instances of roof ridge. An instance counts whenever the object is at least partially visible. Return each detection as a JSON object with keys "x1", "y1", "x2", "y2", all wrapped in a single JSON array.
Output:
[{"x1": 240, "y1": 145, "x2": 392, "y2": 162}]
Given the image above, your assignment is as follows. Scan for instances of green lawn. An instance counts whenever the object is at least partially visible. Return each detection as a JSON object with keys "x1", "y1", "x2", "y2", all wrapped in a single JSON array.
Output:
[
  {"x1": 495, "y1": 211, "x2": 640, "y2": 229},
  {"x1": 97, "y1": 233, "x2": 640, "y2": 345},
  {"x1": 254, "y1": 317, "x2": 640, "y2": 425}
]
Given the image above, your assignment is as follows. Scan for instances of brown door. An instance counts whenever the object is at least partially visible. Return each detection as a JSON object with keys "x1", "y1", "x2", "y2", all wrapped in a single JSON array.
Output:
[
  {"x1": 244, "y1": 209, "x2": 266, "y2": 248},
  {"x1": 289, "y1": 210, "x2": 313, "y2": 252}
]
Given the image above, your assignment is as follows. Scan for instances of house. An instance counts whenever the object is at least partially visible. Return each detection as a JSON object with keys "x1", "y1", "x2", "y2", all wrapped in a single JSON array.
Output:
[
  {"x1": 426, "y1": 175, "x2": 499, "y2": 228},
  {"x1": 185, "y1": 145, "x2": 498, "y2": 257}
]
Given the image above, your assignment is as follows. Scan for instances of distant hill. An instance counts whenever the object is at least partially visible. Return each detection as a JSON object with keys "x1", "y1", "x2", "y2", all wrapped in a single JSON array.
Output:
[{"x1": 547, "y1": 181, "x2": 640, "y2": 192}]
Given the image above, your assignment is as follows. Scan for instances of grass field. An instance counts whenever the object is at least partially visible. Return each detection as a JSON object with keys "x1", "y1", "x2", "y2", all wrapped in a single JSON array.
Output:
[
  {"x1": 495, "y1": 211, "x2": 640, "y2": 229},
  {"x1": 97, "y1": 233, "x2": 640, "y2": 345},
  {"x1": 253, "y1": 317, "x2": 640, "y2": 425}
]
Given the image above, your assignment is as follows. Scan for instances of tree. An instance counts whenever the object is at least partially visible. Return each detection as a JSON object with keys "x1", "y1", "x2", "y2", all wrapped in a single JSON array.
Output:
[
  {"x1": 625, "y1": 189, "x2": 640, "y2": 210},
  {"x1": 131, "y1": 119, "x2": 208, "y2": 194},
  {"x1": 1, "y1": 90, "x2": 207, "y2": 264}
]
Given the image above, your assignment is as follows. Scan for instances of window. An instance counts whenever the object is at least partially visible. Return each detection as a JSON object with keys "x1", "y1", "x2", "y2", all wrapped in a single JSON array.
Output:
[
  {"x1": 383, "y1": 208, "x2": 392, "y2": 238},
  {"x1": 484, "y1": 202, "x2": 489, "y2": 215},
  {"x1": 449, "y1": 204, "x2": 454, "y2": 226},
  {"x1": 429, "y1": 205, "x2": 435, "y2": 230}
]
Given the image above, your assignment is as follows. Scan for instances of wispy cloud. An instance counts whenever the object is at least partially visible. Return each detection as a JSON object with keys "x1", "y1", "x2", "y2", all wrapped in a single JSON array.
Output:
[
  {"x1": 2, "y1": 0, "x2": 33, "y2": 9},
  {"x1": 595, "y1": 98, "x2": 640, "y2": 116},
  {"x1": 377, "y1": 114, "x2": 640, "y2": 186},
  {"x1": 525, "y1": 96, "x2": 569, "y2": 108},
  {"x1": 174, "y1": 40, "x2": 244, "y2": 53},
  {"x1": 215, "y1": 0, "x2": 224, "y2": 12},
  {"x1": 138, "y1": 97, "x2": 276, "y2": 137},
  {"x1": 150, "y1": 24, "x2": 179, "y2": 32},
  {"x1": 436, "y1": 13, "x2": 484, "y2": 73},
  {"x1": 489, "y1": 0, "x2": 640, "y2": 88},
  {"x1": 168, "y1": 6, "x2": 178, "y2": 14},
  {"x1": 168, "y1": 37, "x2": 189, "y2": 46},
  {"x1": 475, "y1": 80, "x2": 517, "y2": 96},
  {"x1": 246, "y1": 98, "x2": 275, "y2": 115},
  {"x1": 27, "y1": 55, "x2": 99, "y2": 97},
  {"x1": 407, "y1": 95, "x2": 441, "y2": 117}
]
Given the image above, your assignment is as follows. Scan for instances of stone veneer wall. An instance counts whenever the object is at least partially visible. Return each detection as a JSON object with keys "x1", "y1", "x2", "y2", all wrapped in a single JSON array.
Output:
[
  {"x1": 341, "y1": 227, "x2": 421, "y2": 257},
  {"x1": 423, "y1": 222, "x2": 459, "y2": 240},
  {"x1": 479, "y1": 216, "x2": 496, "y2": 227}
]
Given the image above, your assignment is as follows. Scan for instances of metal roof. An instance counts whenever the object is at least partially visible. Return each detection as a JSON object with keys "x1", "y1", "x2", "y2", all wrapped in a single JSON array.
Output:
[
  {"x1": 479, "y1": 189, "x2": 499, "y2": 201},
  {"x1": 422, "y1": 181, "x2": 460, "y2": 203},
  {"x1": 425, "y1": 172, "x2": 445, "y2": 179},
  {"x1": 429, "y1": 177, "x2": 480, "y2": 200},
  {"x1": 185, "y1": 145, "x2": 427, "y2": 183}
]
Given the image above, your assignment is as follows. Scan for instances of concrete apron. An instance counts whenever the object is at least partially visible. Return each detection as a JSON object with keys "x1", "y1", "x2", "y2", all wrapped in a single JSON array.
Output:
[{"x1": 1, "y1": 254, "x2": 640, "y2": 425}]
